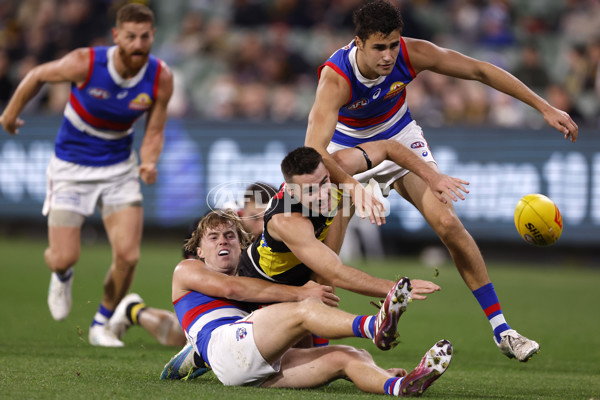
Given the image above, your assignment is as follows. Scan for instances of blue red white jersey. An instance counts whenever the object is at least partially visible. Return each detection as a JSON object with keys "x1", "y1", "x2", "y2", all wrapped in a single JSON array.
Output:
[
  {"x1": 55, "y1": 46, "x2": 162, "y2": 166},
  {"x1": 318, "y1": 38, "x2": 416, "y2": 147},
  {"x1": 173, "y1": 290, "x2": 250, "y2": 367}
]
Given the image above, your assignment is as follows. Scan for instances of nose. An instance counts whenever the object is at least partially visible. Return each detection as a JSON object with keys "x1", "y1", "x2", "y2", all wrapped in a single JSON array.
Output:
[{"x1": 382, "y1": 49, "x2": 393, "y2": 62}]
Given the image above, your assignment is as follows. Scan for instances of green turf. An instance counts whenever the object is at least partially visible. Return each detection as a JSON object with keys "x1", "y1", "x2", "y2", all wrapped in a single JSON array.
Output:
[{"x1": 0, "y1": 236, "x2": 599, "y2": 400}]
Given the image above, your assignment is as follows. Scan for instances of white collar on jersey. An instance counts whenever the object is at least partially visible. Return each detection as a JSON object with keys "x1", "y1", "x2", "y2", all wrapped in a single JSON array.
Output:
[
  {"x1": 349, "y1": 42, "x2": 387, "y2": 88},
  {"x1": 107, "y1": 46, "x2": 149, "y2": 88}
]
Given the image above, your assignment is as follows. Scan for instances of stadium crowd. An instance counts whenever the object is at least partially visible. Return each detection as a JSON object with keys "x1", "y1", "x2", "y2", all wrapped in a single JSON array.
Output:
[{"x1": 0, "y1": 0, "x2": 598, "y2": 128}]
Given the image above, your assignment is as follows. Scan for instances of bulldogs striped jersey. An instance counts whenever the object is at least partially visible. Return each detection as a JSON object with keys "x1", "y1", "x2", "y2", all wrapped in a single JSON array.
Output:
[
  {"x1": 319, "y1": 38, "x2": 416, "y2": 147},
  {"x1": 55, "y1": 46, "x2": 162, "y2": 166},
  {"x1": 173, "y1": 291, "x2": 250, "y2": 367}
]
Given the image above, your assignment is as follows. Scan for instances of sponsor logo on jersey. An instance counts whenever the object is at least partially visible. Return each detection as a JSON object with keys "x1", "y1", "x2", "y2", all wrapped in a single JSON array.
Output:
[
  {"x1": 347, "y1": 98, "x2": 368, "y2": 110},
  {"x1": 372, "y1": 88, "x2": 381, "y2": 99},
  {"x1": 422, "y1": 150, "x2": 428, "y2": 157},
  {"x1": 129, "y1": 93, "x2": 152, "y2": 110},
  {"x1": 116, "y1": 90, "x2": 128, "y2": 99},
  {"x1": 383, "y1": 81, "x2": 406, "y2": 100},
  {"x1": 410, "y1": 141, "x2": 425, "y2": 149},
  {"x1": 236, "y1": 326, "x2": 247, "y2": 341},
  {"x1": 87, "y1": 87, "x2": 111, "y2": 99}
]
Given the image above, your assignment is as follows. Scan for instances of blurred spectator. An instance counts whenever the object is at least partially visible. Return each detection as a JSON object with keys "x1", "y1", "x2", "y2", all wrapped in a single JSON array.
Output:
[
  {"x1": 546, "y1": 83, "x2": 586, "y2": 126},
  {"x1": 0, "y1": 50, "x2": 13, "y2": 108},
  {"x1": 478, "y1": 0, "x2": 515, "y2": 47},
  {"x1": 512, "y1": 43, "x2": 550, "y2": 93},
  {"x1": 0, "y1": 0, "x2": 598, "y2": 126},
  {"x1": 564, "y1": 44, "x2": 589, "y2": 97}
]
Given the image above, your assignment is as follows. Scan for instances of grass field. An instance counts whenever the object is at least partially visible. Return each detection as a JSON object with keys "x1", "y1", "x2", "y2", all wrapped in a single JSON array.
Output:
[{"x1": 1, "y1": 235, "x2": 599, "y2": 400}]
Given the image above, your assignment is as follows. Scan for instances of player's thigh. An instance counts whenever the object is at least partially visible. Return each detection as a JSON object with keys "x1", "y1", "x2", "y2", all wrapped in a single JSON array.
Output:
[
  {"x1": 47, "y1": 224, "x2": 82, "y2": 262},
  {"x1": 246, "y1": 303, "x2": 310, "y2": 364},
  {"x1": 102, "y1": 205, "x2": 143, "y2": 255},
  {"x1": 393, "y1": 166, "x2": 459, "y2": 225}
]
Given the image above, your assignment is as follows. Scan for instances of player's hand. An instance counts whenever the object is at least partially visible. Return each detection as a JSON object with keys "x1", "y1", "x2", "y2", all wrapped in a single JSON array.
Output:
[
  {"x1": 427, "y1": 173, "x2": 470, "y2": 203},
  {"x1": 0, "y1": 114, "x2": 25, "y2": 135},
  {"x1": 352, "y1": 183, "x2": 386, "y2": 226},
  {"x1": 301, "y1": 280, "x2": 340, "y2": 307},
  {"x1": 410, "y1": 279, "x2": 441, "y2": 300},
  {"x1": 543, "y1": 106, "x2": 578, "y2": 143},
  {"x1": 139, "y1": 162, "x2": 158, "y2": 184}
]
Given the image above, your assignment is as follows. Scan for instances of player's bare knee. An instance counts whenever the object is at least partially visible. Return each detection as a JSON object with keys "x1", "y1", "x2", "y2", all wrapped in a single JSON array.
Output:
[
  {"x1": 435, "y1": 214, "x2": 465, "y2": 240},
  {"x1": 329, "y1": 345, "x2": 371, "y2": 370},
  {"x1": 113, "y1": 250, "x2": 139, "y2": 271},
  {"x1": 45, "y1": 247, "x2": 79, "y2": 271},
  {"x1": 297, "y1": 296, "x2": 324, "y2": 313}
]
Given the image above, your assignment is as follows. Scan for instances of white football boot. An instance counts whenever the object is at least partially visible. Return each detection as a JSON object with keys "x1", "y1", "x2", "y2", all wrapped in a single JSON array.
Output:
[
  {"x1": 108, "y1": 293, "x2": 144, "y2": 339},
  {"x1": 47, "y1": 269, "x2": 73, "y2": 321},
  {"x1": 89, "y1": 324, "x2": 125, "y2": 347},
  {"x1": 494, "y1": 329, "x2": 540, "y2": 362}
]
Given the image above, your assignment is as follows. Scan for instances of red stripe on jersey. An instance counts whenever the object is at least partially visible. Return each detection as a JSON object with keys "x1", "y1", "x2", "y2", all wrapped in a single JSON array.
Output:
[
  {"x1": 78, "y1": 48, "x2": 95, "y2": 90},
  {"x1": 181, "y1": 299, "x2": 240, "y2": 331},
  {"x1": 400, "y1": 37, "x2": 416, "y2": 78},
  {"x1": 319, "y1": 61, "x2": 353, "y2": 105},
  {"x1": 152, "y1": 59, "x2": 162, "y2": 100},
  {"x1": 484, "y1": 303, "x2": 501, "y2": 317},
  {"x1": 274, "y1": 184, "x2": 286, "y2": 199},
  {"x1": 69, "y1": 92, "x2": 134, "y2": 131},
  {"x1": 339, "y1": 90, "x2": 406, "y2": 128}
]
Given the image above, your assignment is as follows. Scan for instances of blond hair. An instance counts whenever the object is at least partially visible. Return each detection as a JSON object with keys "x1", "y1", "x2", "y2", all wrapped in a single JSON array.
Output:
[{"x1": 183, "y1": 210, "x2": 252, "y2": 258}]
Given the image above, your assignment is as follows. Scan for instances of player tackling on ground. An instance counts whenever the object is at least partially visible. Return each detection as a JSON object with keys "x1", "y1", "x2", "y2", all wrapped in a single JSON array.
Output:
[
  {"x1": 161, "y1": 209, "x2": 453, "y2": 396},
  {"x1": 305, "y1": 0, "x2": 578, "y2": 361},
  {"x1": 0, "y1": 4, "x2": 173, "y2": 347}
]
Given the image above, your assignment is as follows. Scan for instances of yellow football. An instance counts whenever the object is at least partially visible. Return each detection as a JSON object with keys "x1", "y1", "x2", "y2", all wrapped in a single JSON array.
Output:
[{"x1": 514, "y1": 194, "x2": 563, "y2": 246}]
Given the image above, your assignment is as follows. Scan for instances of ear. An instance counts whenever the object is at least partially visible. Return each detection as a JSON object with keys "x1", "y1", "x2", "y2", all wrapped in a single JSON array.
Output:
[
  {"x1": 111, "y1": 27, "x2": 118, "y2": 44},
  {"x1": 355, "y1": 36, "x2": 362, "y2": 50},
  {"x1": 196, "y1": 247, "x2": 203, "y2": 259}
]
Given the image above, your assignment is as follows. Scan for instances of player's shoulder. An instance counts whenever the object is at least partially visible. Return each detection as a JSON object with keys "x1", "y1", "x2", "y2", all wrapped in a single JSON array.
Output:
[
  {"x1": 154, "y1": 56, "x2": 173, "y2": 82},
  {"x1": 269, "y1": 210, "x2": 313, "y2": 238}
]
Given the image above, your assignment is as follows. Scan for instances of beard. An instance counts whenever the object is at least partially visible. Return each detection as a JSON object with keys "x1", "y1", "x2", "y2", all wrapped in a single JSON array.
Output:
[{"x1": 118, "y1": 46, "x2": 149, "y2": 73}]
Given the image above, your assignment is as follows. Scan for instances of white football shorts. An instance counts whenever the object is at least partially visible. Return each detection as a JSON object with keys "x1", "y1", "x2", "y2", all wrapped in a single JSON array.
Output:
[
  {"x1": 205, "y1": 317, "x2": 281, "y2": 386},
  {"x1": 42, "y1": 152, "x2": 142, "y2": 217},
  {"x1": 327, "y1": 120, "x2": 437, "y2": 192}
]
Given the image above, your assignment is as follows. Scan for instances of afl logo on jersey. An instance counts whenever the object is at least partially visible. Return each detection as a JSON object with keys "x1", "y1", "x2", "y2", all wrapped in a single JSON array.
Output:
[
  {"x1": 347, "y1": 98, "x2": 368, "y2": 110},
  {"x1": 410, "y1": 141, "x2": 425, "y2": 149},
  {"x1": 88, "y1": 87, "x2": 111, "y2": 99},
  {"x1": 384, "y1": 81, "x2": 406, "y2": 100},
  {"x1": 129, "y1": 93, "x2": 153, "y2": 110}
]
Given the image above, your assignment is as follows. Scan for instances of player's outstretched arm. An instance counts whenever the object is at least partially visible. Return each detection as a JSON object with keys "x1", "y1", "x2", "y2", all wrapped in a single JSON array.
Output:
[
  {"x1": 270, "y1": 213, "x2": 440, "y2": 299},
  {"x1": 0, "y1": 48, "x2": 90, "y2": 135},
  {"x1": 405, "y1": 38, "x2": 579, "y2": 142},
  {"x1": 306, "y1": 66, "x2": 386, "y2": 225},
  {"x1": 332, "y1": 140, "x2": 470, "y2": 203},
  {"x1": 172, "y1": 259, "x2": 340, "y2": 306},
  {"x1": 139, "y1": 60, "x2": 173, "y2": 185}
]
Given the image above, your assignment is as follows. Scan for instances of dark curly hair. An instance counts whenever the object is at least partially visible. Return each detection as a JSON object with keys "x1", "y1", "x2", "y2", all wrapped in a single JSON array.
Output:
[
  {"x1": 353, "y1": 0, "x2": 403, "y2": 42},
  {"x1": 281, "y1": 147, "x2": 324, "y2": 183}
]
